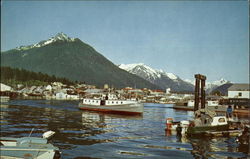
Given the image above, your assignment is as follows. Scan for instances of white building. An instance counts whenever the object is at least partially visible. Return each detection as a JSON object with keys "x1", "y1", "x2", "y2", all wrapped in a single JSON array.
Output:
[
  {"x1": 228, "y1": 84, "x2": 249, "y2": 99},
  {"x1": 166, "y1": 88, "x2": 171, "y2": 94},
  {"x1": 45, "y1": 85, "x2": 52, "y2": 91},
  {"x1": 0, "y1": 83, "x2": 12, "y2": 92},
  {"x1": 54, "y1": 92, "x2": 79, "y2": 100}
]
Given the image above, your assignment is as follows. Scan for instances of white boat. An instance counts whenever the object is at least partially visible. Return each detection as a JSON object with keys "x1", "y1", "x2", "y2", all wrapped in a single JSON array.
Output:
[
  {"x1": 0, "y1": 131, "x2": 61, "y2": 159},
  {"x1": 206, "y1": 100, "x2": 228, "y2": 112},
  {"x1": 79, "y1": 93, "x2": 143, "y2": 115}
]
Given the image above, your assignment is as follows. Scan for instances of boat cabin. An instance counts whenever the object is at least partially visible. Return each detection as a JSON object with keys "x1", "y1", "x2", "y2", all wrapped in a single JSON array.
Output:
[{"x1": 210, "y1": 116, "x2": 228, "y2": 126}]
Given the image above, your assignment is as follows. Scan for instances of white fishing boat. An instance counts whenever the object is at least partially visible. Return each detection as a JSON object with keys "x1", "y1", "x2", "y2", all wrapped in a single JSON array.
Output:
[{"x1": 79, "y1": 93, "x2": 143, "y2": 115}]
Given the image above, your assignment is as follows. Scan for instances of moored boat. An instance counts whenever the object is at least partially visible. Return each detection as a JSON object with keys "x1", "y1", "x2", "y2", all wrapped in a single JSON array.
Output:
[
  {"x1": 186, "y1": 115, "x2": 230, "y2": 137},
  {"x1": 0, "y1": 131, "x2": 61, "y2": 159},
  {"x1": 79, "y1": 93, "x2": 143, "y2": 115}
]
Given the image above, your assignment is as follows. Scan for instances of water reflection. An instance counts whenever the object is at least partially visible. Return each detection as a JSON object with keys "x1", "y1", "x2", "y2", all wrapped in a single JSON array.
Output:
[{"x1": 165, "y1": 130, "x2": 250, "y2": 159}]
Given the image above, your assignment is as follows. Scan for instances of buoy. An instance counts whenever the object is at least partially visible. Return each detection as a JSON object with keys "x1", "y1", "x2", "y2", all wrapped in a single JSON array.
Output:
[{"x1": 166, "y1": 118, "x2": 173, "y2": 130}]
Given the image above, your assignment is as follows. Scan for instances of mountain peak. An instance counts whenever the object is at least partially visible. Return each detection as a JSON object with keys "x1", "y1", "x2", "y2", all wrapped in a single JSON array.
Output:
[
  {"x1": 53, "y1": 32, "x2": 75, "y2": 42},
  {"x1": 219, "y1": 78, "x2": 228, "y2": 82},
  {"x1": 16, "y1": 32, "x2": 76, "y2": 51},
  {"x1": 212, "y1": 78, "x2": 230, "y2": 85},
  {"x1": 119, "y1": 63, "x2": 178, "y2": 80},
  {"x1": 40, "y1": 32, "x2": 76, "y2": 45}
]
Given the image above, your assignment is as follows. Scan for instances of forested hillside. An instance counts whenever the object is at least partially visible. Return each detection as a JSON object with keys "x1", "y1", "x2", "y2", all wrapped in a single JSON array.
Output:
[{"x1": 1, "y1": 66, "x2": 75, "y2": 87}]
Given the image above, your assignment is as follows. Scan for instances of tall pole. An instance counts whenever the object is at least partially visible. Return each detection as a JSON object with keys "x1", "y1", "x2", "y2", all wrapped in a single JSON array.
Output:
[
  {"x1": 194, "y1": 74, "x2": 206, "y2": 111},
  {"x1": 201, "y1": 78, "x2": 206, "y2": 109},
  {"x1": 194, "y1": 74, "x2": 200, "y2": 112}
]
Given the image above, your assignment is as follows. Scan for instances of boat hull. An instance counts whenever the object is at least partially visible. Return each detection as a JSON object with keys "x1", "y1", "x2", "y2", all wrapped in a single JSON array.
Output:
[
  {"x1": 204, "y1": 129, "x2": 243, "y2": 137},
  {"x1": 187, "y1": 124, "x2": 229, "y2": 137},
  {"x1": 79, "y1": 102, "x2": 143, "y2": 115}
]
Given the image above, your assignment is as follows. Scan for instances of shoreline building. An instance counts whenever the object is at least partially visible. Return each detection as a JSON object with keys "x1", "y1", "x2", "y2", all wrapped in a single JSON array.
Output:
[{"x1": 227, "y1": 83, "x2": 250, "y2": 109}]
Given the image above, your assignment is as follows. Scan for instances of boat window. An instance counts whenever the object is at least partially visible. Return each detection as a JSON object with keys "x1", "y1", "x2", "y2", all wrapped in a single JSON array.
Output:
[
  {"x1": 96, "y1": 101, "x2": 98, "y2": 103},
  {"x1": 218, "y1": 118, "x2": 225, "y2": 122},
  {"x1": 112, "y1": 101, "x2": 114, "y2": 104},
  {"x1": 121, "y1": 102, "x2": 123, "y2": 104},
  {"x1": 116, "y1": 102, "x2": 118, "y2": 104}
]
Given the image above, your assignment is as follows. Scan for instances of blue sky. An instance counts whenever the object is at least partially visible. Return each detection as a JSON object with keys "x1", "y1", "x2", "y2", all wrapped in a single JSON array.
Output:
[{"x1": 1, "y1": 1, "x2": 249, "y2": 83}]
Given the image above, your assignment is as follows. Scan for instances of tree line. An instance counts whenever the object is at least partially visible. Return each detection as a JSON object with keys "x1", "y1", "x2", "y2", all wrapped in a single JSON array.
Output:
[{"x1": 1, "y1": 66, "x2": 75, "y2": 87}]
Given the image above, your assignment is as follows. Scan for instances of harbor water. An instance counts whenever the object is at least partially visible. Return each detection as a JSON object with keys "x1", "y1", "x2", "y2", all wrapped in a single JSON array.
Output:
[{"x1": 1, "y1": 100, "x2": 249, "y2": 159}]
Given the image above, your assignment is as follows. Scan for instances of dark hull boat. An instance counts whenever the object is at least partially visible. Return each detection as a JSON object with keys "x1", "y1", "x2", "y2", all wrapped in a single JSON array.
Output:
[{"x1": 186, "y1": 124, "x2": 229, "y2": 137}]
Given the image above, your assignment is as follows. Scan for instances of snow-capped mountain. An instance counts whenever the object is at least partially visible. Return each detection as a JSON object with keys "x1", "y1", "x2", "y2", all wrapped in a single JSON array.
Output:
[
  {"x1": 16, "y1": 32, "x2": 76, "y2": 51},
  {"x1": 119, "y1": 63, "x2": 194, "y2": 92},
  {"x1": 206, "y1": 78, "x2": 230, "y2": 87},
  {"x1": 119, "y1": 63, "x2": 177, "y2": 81},
  {"x1": 206, "y1": 78, "x2": 231, "y2": 93},
  {"x1": 184, "y1": 78, "x2": 231, "y2": 93}
]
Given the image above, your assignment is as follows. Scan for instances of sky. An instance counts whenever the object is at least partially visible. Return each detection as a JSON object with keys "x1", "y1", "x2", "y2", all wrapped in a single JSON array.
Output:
[{"x1": 1, "y1": 1, "x2": 249, "y2": 83}]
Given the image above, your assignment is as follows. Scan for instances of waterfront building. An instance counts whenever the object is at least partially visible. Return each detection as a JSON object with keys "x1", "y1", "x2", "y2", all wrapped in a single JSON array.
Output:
[
  {"x1": 227, "y1": 83, "x2": 250, "y2": 109},
  {"x1": 228, "y1": 84, "x2": 250, "y2": 99},
  {"x1": 0, "y1": 83, "x2": 12, "y2": 92}
]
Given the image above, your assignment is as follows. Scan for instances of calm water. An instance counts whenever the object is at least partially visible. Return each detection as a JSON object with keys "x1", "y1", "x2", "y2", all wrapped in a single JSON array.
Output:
[{"x1": 1, "y1": 100, "x2": 249, "y2": 159}]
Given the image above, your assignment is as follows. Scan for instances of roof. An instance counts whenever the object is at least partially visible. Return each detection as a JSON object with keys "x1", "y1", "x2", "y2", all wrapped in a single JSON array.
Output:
[
  {"x1": 228, "y1": 84, "x2": 249, "y2": 91},
  {"x1": 0, "y1": 83, "x2": 12, "y2": 91},
  {"x1": 84, "y1": 89, "x2": 103, "y2": 94}
]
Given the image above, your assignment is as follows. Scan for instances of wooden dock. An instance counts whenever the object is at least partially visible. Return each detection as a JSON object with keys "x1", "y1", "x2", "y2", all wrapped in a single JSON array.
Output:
[{"x1": 173, "y1": 105, "x2": 250, "y2": 115}]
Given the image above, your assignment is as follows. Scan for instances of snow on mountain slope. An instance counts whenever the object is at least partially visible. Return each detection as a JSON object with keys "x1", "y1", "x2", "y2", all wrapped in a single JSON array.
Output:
[
  {"x1": 184, "y1": 79, "x2": 195, "y2": 85},
  {"x1": 119, "y1": 63, "x2": 194, "y2": 92},
  {"x1": 206, "y1": 78, "x2": 231, "y2": 93},
  {"x1": 165, "y1": 72, "x2": 178, "y2": 80},
  {"x1": 119, "y1": 63, "x2": 162, "y2": 81},
  {"x1": 184, "y1": 78, "x2": 230, "y2": 92},
  {"x1": 16, "y1": 32, "x2": 76, "y2": 51},
  {"x1": 207, "y1": 78, "x2": 230, "y2": 86},
  {"x1": 119, "y1": 63, "x2": 177, "y2": 81}
]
